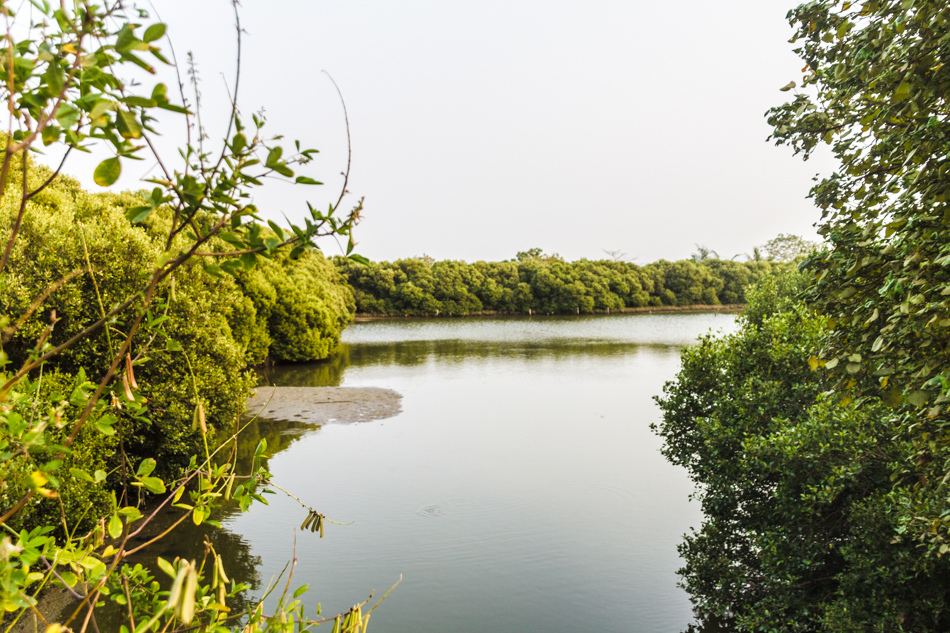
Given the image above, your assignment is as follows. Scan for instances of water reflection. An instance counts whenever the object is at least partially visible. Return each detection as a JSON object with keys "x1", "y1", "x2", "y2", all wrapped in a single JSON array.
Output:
[
  {"x1": 167, "y1": 312, "x2": 736, "y2": 633},
  {"x1": 122, "y1": 417, "x2": 321, "y2": 614},
  {"x1": 261, "y1": 339, "x2": 684, "y2": 387},
  {"x1": 261, "y1": 312, "x2": 737, "y2": 388}
]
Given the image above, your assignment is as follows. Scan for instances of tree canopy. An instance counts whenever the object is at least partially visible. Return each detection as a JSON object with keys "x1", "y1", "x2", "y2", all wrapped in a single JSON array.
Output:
[{"x1": 655, "y1": 1, "x2": 950, "y2": 630}]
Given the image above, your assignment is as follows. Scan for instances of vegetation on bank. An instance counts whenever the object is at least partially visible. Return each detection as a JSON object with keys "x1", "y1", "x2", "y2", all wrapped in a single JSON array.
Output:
[
  {"x1": 656, "y1": 272, "x2": 950, "y2": 631},
  {"x1": 0, "y1": 161, "x2": 354, "y2": 533},
  {"x1": 334, "y1": 252, "x2": 792, "y2": 317},
  {"x1": 0, "y1": 4, "x2": 371, "y2": 630},
  {"x1": 655, "y1": 1, "x2": 950, "y2": 630}
]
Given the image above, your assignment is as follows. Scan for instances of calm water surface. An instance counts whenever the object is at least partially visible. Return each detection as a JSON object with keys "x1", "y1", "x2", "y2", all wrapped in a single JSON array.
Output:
[{"x1": 197, "y1": 313, "x2": 736, "y2": 632}]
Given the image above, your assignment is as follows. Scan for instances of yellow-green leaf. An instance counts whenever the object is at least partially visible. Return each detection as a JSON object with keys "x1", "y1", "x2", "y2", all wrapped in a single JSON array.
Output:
[{"x1": 93, "y1": 157, "x2": 121, "y2": 186}]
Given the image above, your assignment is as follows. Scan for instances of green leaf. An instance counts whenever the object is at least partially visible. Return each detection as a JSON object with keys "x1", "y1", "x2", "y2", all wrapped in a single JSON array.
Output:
[
  {"x1": 136, "y1": 458, "x2": 156, "y2": 477},
  {"x1": 44, "y1": 63, "x2": 63, "y2": 96},
  {"x1": 265, "y1": 146, "x2": 283, "y2": 167},
  {"x1": 58, "y1": 571, "x2": 78, "y2": 588},
  {"x1": 94, "y1": 158, "x2": 121, "y2": 186},
  {"x1": 89, "y1": 99, "x2": 114, "y2": 120},
  {"x1": 202, "y1": 262, "x2": 224, "y2": 278},
  {"x1": 266, "y1": 221, "x2": 286, "y2": 240},
  {"x1": 273, "y1": 164, "x2": 294, "y2": 178},
  {"x1": 95, "y1": 416, "x2": 116, "y2": 436},
  {"x1": 27, "y1": 0, "x2": 51, "y2": 14},
  {"x1": 108, "y1": 513, "x2": 123, "y2": 539},
  {"x1": 894, "y1": 81, "x2": 911, "y2": 101},
  {"x1": 295, "y1": 176, "x2": 322, "y2": 185},
  {"x1": 871, "y1": 336, "x2": 884, "y2": 352},
  {"x1": 69, "y1": 468, "x2": 94, "y2": 483},
  {"x1": 140, "y1": 477, "x2": 166, "y2": 494},
  {"x1": 157, "y1": 557, "x2": 176, "y2": 579},
  {"x1": 165, "y1": 339, "x2": 184, "y2": 352},
  {"x1": 117, "y1": 506, "x2": 142, "y2": 521},
  {"x1": 142, "y1": 23, "x2": 167, "y2": 42},
  {"x1": 115, "y1": 109, "x2": 143, "y2": 139},
  {"x1": 94, "y1": 470, "x2": 107, "y2": 483},
  {"x1": 41, "y1": 125, "x2": 60, "y2": 145},
  {"x1": 220, "y1": 259, "x2": 243, "y2": 276},
  {"x1": 192, "y1": 506, "x2": 206, "y2": 526},
  {"x1": 907, "y1": 390, "x2": 929, "y2": 407},
  {"x1": 239, "y1": 253, "x2": 257, "y2": 269},
  {"x1": 126, "y1": 206, "x2": 152, "y2": 223},
  {"x1": 122, "y1": 96, "x2": 157, "y2": 108},
  {"x1": 54, "y1": 103, "x2": 81, "y2": 128}
]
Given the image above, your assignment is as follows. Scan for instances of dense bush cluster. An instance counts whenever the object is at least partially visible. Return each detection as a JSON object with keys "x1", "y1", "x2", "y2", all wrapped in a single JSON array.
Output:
[
  {"x1": 655, "y1": 272, "x2": 950, "y2": 631},
  {"x1": 335, "y1": 255, "x2": 786, "y2": 316},
  {"x1": 0, "y1": 162, "x2": 353, "y2": 531},
  {"x1": 653, "y1": 0, "x2": 950, "y2": 629}
]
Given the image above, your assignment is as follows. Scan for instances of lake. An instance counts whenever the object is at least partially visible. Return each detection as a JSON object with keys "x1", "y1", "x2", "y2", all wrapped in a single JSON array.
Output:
[{"x1": 166, "y1": 312, "x2": 738, "y2": 632}]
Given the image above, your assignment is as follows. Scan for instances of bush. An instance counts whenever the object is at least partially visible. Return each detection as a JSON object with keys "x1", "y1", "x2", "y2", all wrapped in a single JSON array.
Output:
[
  {"x1": 654, "y1": 271, "x2": 950, "y2": 631},
  {"x1": 0, "y1": 162, "x2": 354, "y2": 526},
  {"x1": 237, "y1": 252, "x2": 354, "y2": 363}
]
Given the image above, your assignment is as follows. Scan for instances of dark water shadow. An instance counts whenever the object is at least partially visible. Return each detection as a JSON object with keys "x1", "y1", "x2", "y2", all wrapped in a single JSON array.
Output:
[{"x1": 260, "y1": 339, "x2": 681, "y2": 387}]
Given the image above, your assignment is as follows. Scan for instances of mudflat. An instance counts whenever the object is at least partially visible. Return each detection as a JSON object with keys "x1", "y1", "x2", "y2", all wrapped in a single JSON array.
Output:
[{"x1": 245, "y1": 386, "x2": 402, "y2": 425}]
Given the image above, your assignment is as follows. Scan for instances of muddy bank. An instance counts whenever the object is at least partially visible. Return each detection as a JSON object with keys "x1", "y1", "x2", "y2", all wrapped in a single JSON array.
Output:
[
  {"x1": 245, "y1": 386, "x2": 402, "y2": 425},
  {"x1": 352, "y1": 304, "x2": 744, "y2": 322}
]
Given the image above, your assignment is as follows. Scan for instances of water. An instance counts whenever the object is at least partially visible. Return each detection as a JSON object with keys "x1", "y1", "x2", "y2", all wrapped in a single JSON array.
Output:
[{"x1": 176, "y1": 312, "x2": 737, "y2": 632}]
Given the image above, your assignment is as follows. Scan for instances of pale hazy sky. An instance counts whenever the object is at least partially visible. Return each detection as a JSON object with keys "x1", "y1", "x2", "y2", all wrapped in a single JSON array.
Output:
[{"x1": 57, "y1": 1, "x2": 833, "y2": 263}]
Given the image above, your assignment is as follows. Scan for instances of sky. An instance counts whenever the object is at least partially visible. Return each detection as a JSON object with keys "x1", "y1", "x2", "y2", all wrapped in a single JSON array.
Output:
[{"x1": 53, "y1": 0, "x2": 834, "y2": 264}]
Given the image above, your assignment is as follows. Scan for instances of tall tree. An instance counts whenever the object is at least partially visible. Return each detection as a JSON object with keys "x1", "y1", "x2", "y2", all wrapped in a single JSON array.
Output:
[
  {"x1": 768, "y1": 0, "x2": 950, "y2": 553},
  {"x1": 654, "y1": 2, "x2": 950, "y2": 631}
]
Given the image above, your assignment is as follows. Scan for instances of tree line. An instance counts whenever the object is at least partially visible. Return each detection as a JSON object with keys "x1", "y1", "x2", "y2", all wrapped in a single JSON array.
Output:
[{"x1": 334, "y1": 253, "x2": 790, "y2": 316}]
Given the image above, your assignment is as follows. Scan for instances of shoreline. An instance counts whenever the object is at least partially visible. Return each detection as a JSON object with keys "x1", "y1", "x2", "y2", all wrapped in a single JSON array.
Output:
[{"x1": 353, "y1": 304, "x2": 744, "y2": 322}]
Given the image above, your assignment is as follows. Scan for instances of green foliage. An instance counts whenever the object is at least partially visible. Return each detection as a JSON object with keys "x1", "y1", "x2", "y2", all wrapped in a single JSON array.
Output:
[
  {"x1": 237, "y1": 252, "x2": 354, "y2": 363},
  {"x1": 0, "y1": 2, "x2": 367, "y2": 631},
  {"x1": 767, "y1": 0, "x2": 950, "y2": 409},
  {"x1": 767, "y1": 0, "x2": 950, "y2": 558},
  {"x1": 655, "y1": 272, "x2": 950, "y2": 631},
  {"x1": 336, "y1": 255, "x2": 784, "y2": 316},
  {"x1": 0, "y1": 173, "x2": 258, "y2": 482},
  {"x1": 655, "y1": 4, "x2": 950, "y2": 626},
  {"x1": 0, "y1": 370, "x2": 117, "y2": 533}
]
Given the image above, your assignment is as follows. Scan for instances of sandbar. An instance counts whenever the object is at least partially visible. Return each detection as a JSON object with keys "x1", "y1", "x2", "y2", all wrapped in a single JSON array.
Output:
[{"x1": 245, "y1": 386, "x2": 402, "y2": 425}]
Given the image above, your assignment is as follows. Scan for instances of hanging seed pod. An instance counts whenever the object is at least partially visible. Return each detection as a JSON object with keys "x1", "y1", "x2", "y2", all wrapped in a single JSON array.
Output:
[
  {"x1": 300, "y1": 511, "x2": 315, "y2": 531},
  {"x1": 192, "y1": 403, "x2": 207, "y2": 434},
  {"x1": 125, "y1": 353, "x2": 139, "y2": 389},
  {"x1": 216, "y1": 555, "x2": 230, "y2": 585},
  {"x1": 197, "y1": 402, "x2": 207, "y2": 434},
  {"x1": 121, "y1": 370, "x2": 135, "y2": 401},
  {"x1": 180, "y1": 561, "x2": 198, "y2": 624},
  {"x1": 167, "y1": 564, "x2": 188, "y2": 612}
]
